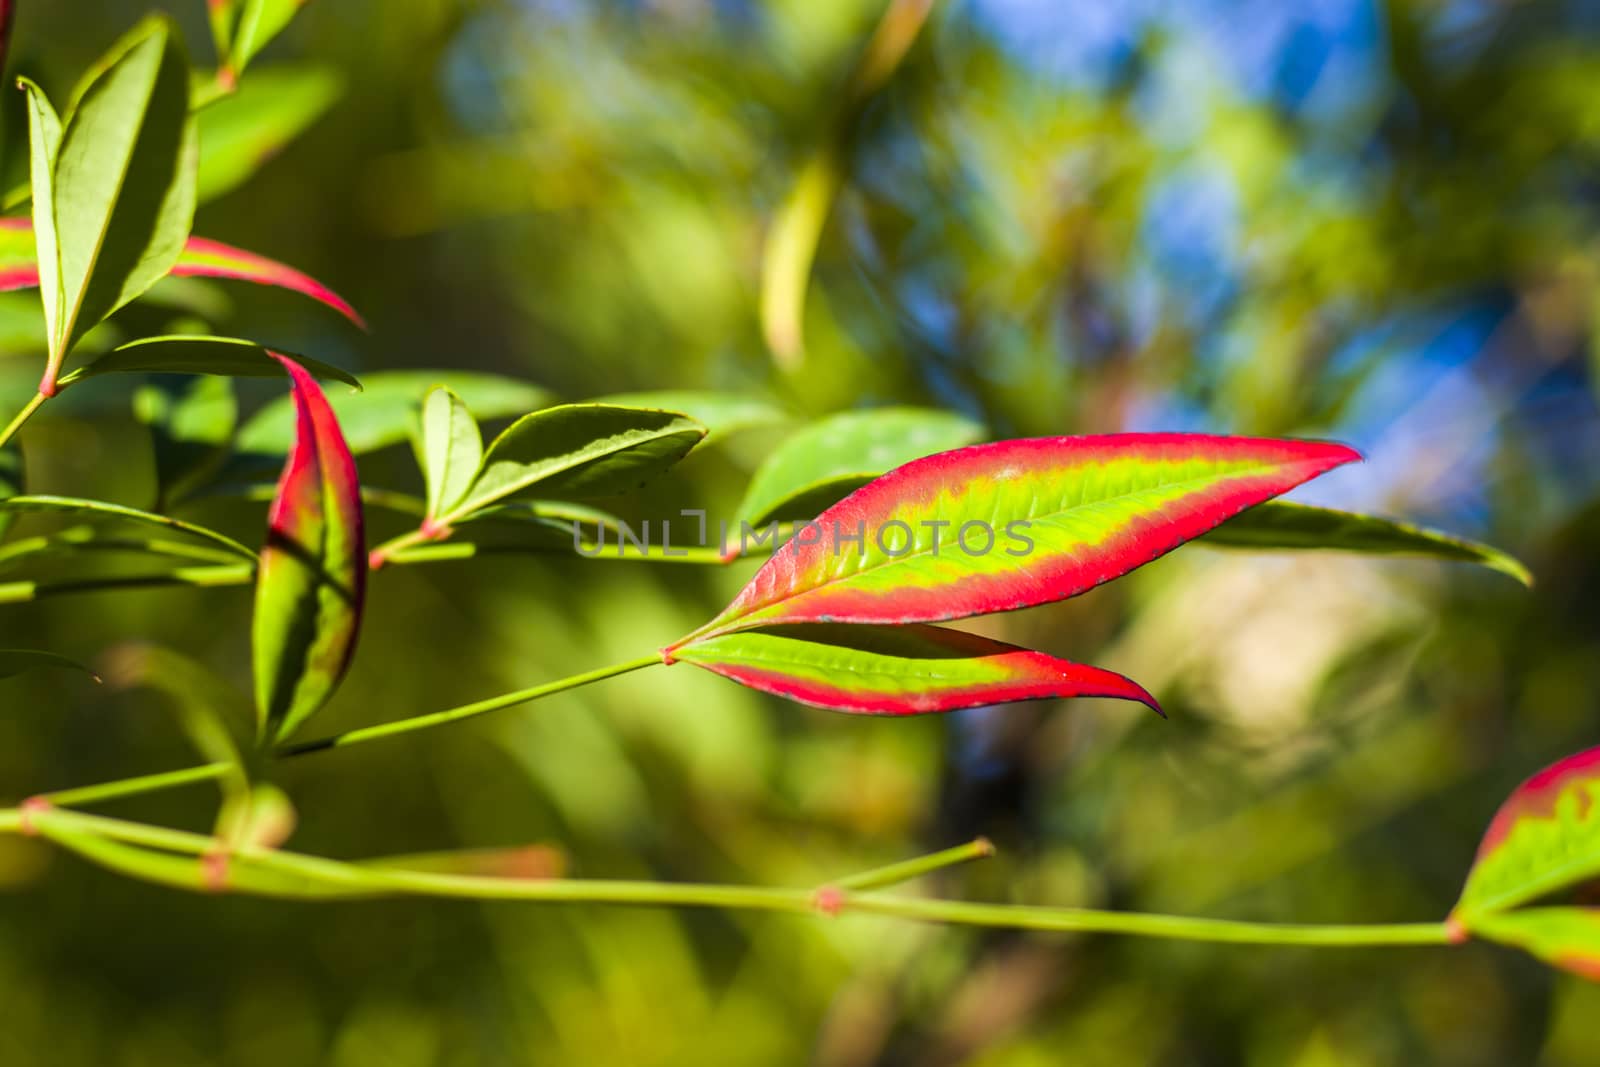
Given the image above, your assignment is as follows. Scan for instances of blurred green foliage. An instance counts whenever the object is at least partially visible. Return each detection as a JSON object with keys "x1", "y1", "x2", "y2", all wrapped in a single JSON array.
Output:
[{"x1": 4, "y1": 0, "x2": 1600, "y2": 1064}]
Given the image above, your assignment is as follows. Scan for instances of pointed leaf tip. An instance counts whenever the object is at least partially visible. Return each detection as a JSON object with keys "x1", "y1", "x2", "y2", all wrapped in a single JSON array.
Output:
[{"x1": 252, "y1": 352, "x2": 366, "y2": 742}]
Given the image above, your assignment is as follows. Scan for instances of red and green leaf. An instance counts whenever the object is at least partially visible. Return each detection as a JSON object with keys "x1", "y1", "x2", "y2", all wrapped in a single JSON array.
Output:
[
  {"x1": 1453, "y1": 746, "x2": 1600, "y2": 920},
  {"x1": 0, "y1": 217, "x2": 363, "y2": 328},
  {"x1": 671, "y1": 433, "x2": 1359, "y2": 650},
  {"x1": 671, "y1": 624, "x2": 1160, "y2": 717},
  {"x1": 1464, "y1": 909, "x2": 1600, "y2": 981},
  {"x1": 252, "y1": 353, "x2": 365, "y2": 743}
]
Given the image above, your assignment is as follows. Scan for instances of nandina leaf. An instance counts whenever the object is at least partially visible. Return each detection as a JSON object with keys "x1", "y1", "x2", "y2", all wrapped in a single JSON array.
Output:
[
  {"x1": 1466, "y1": 909, "x2": 1600, "y2": 982},
  {"x1": 671, "y1": 624, "x2": 1160, "y2": 716},
  {"x1": 1204, "y1": 501, "x2": 1532, "y2": 585},
  {"x1": 168, "y1": 235, "x2": 363, "y2": 328},
  {"x1": 195, "y1": 63, "x2": 340, "y2": 202},
  {"x1": 0, "y1": 218, "x2": 364, "y2": 328},
  {"x1": 0, "y1": 648, "x2": 97, "y2": 681},
  {"x1": 1452, "y1": 746, "x2": 1600, "y2": 921},
  {"x1": 736, "y1": 407, "x2": 985, "y2": 527},
  {"x1": 594, "y1": 391, "x2": 788, "y2": 442},
  {"x1": 42, "y1": 15, "x2": 198, "y2": 383},
  {"x1": 419, "y1": 386, "x2": 481, "y2": 523},
  {"x1": 673, "y1": 434, "x2": 1360, "y2": 647},
  {"x1": 447, "y1": 404, "x2": 707, "y2": 520},
  {"x1": 17, "y1": 79, "x2": 61, "y2": 354},
  {"x1": 0, "y1": 494, "x2": 257, "y2": 560},
  {"x1": 252, "y1": 353, "x2": 365, "y2": 743},
  {"x1": 236, "y1": 370, "x2": 551, "y2": 457},
  {"x1": 58, "y1": 335, "x2": 360, "y2": 389},
  {"x1": 231, "y1": 0, "x2": 310, "y2": 80}
]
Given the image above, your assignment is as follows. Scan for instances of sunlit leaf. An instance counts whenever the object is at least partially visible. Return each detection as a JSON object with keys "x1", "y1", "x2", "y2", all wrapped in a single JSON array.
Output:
[
  {"x1": 58, "y1": 335, "x2": 360, "y2": 389},
  {"x1": 0, "y1": 648, "x2": 97, "y2": 681},
  {"x1": 672, "y1": 434, "x2": 1360, "y2": 648},
  {"x1": 237, "y1": 370, "x2": 551, "y2": 457},
  {"x1": 1204, "y1": 501, "x2": 1531, "y2": 585},
  {"x1": 231, "y1": 0, "x2": 310, "y2": 80},
  {"x1": 594, "y1": 390, "x2": 788, "y2": 442},
  {"x1": 1466, "y1": 908, "x2": 1600, "y2": 981},
  {"x1": 418, "y1": 386, "x2": 481, "y2": 525},
  {"x1": 17, "y1": 79, "x2": 61, "y2": 370},
  {"x1": 169, "y1": 235, "x2": 363, "y2": 327},
  {"x1": 1453, "y1": 746, "x2": 1600, "y2": 920},
  {"x1": 448, "y1": 404, "x2": 706, "y2": 519},
  {"x1": 672, "y1": 624, "x2": 1160, "y2": 717},
  {"x1": 195, "y1": 63, "x2": 340, "y2": 201},
  {"x1": 736, "y1": 407, "x2": 985, "y2": 527},
  {"x1": 0, "y1": 218, "x2": 365, "y2": 329},
  {"x1": 252, "y1": 354, "x2": 365, "y2": 743},
  {"x1": 207, "y1": 0, "x2": 241, "y2": 73},
  {"x1": 0, "y1": 494, "x2": 257, "y2": 560},
  {"x1": 43, "y1": 15, "x2": 197, "y2": 388}
]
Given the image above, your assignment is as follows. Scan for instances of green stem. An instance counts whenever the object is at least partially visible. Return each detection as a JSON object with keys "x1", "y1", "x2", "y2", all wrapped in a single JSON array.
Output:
[
  {"x1": 0, "y1": 391, "x2": 47, "y2": 450},
  {"x1": 40, "y1": 762, "x2": 232, "y2": 808},
  {"x1": 31, "y1": 654, "x2": 667, "y2": 805},
  {"x1": 0, "y1": 563, "x2": 255, "y2": 604},
  {"x1": 276, "y1": 654, "x2": 663, "y2": 755},
  {"x1": 0, "y1": 806, "x2": 1454, "y2": 948},
  {"x1": 832, "y1": 837, "x2": 995, "y2": 891}
]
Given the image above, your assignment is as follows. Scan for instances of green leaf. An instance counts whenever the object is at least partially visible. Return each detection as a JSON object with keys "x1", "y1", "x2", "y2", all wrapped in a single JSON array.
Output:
[
  {"x1": 252, "y1": 355, "x2": 366, "y2": 743},
  {"x1": 0, "y1": 494, "x2": 257, "y2": 561},
  {"x1": 134, "y1": 374, "x2": 237, "y2": 505},
  {"x1": 736, "y1": 407, "x2": 985, "y2": 527},
  {"x1": 0, "y1": 648, "x2": 97, "y2": 681},
  {"x1": 672, "y1": 624, "x2": 1160, "y2": 716},
  {"x1": 18, "y1": 78, "x2": 61, "y2": 379},
  {"x1": 236, "y1": 370, "x2": 552, "y2": 457},
  {"x1": 231, "y1": 0, "x2": 310, "y2": 79},
  {"x1": 1204, "y1": 501, "x2": 1532, "y2": 585},
  {"x1": 593, "y1": 390, "x2": 788, "y2": 442},
  {"x1": 448, "y1": 404, "x2": 706, "y2": 519},
  {"x1": 0, "y1": 218, "x2": 365, "y2": 327},
  {"x1": 1453, "y1": 747, "x2": 1600, "y2": 921},
  {"x1": 45, "y1": 15, "x2": 198, "y2": 385},
  {"x1": 58, "y1": 334, "x2": 360, "y2": 389},
  {"x1": 195, "y1": 63, "x2": 340, "y2": 202},
  {"x1": 418, "y1": 387, "x2": 481, "y2": 524},
  {"x1": 207, "y1": 0, "x2": 242, "y2": 72},
  {"x1": 1467, "y1": 908, "x2": 1600, "y2": 982}
]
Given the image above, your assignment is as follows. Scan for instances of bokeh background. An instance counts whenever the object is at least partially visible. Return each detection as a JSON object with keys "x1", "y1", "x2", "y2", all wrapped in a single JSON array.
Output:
[{"x1": 4, "y1": 0, "x2": 1600, "y2": 1063}]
